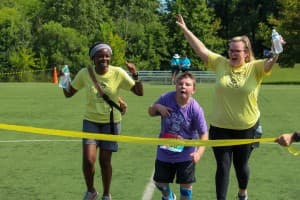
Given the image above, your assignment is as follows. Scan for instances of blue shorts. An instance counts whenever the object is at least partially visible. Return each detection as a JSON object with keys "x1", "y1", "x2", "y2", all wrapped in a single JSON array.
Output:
[
  {"x1": 153, "y1": 159, "x2": 196, "y2": 184},
  {"x1": 82, "y1": 119, "x2": 121, "y2": 152},
  {"x1": 171, "y1": 67, "x2": 180, "y2": 75}
]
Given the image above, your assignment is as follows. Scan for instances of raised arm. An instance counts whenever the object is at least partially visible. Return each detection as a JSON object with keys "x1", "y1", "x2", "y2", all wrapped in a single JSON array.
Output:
[
  {"x1": 126, "y1": 61, "x2": 144, "y2": 96},
  {"x1": 176, "y1": 15, "x2": 211, "y2": 64},
  {"x1": 264, "y1": 35, "x2": 286, "y2": 73},
  {"x1": 264, "y1": 55, "x2": 279, "y2": 73},
  {"x1": 276, "y1": 131, "x2": 300, "y2": 146}
]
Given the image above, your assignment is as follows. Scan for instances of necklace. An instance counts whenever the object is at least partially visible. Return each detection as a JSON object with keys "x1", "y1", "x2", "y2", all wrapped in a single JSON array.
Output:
[{"x1": 229, "y1": 67, "x2": 246, "y2": 88}]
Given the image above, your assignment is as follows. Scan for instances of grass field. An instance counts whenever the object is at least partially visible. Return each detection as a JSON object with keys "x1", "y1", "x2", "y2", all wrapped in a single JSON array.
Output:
[
  {"x1": 263, "y1": 63, "x2": 300, "y2": 83},
  {"x1": 0, "y1": 82, "x2": 299, "y2": 200}
]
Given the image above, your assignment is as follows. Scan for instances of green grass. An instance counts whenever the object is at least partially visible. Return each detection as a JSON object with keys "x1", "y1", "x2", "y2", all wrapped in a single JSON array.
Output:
[
  {"x1": 263, "y1": 64, "x2": 300, "y2": 84},
  {"x1": 0, "y1": 83, "x2": 299, "y2": 199}
]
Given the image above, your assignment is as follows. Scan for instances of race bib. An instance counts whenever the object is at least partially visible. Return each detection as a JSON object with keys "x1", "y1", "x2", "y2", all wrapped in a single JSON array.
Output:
[{"x1": 159, "y1": 132, "x2": 184, "y2": 153}]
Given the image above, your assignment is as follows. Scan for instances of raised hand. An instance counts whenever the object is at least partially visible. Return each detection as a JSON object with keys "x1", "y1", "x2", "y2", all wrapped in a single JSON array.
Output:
[
  {"x1": 176, "y1": 15, "x2": 187, "y2": 29},
  {"x1": 125, "y1": 61, "x2": 136, "y2": 75}
]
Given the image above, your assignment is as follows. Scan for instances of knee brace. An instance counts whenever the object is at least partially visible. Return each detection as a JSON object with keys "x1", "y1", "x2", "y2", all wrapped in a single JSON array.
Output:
[{"x1": 180, "y1": 187, "x2": 192, "y2": 200}]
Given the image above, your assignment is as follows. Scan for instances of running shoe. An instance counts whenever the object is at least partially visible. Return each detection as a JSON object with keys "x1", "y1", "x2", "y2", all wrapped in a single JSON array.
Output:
[
  {"x1": 101, "y1": 194, "x2": 112, "y2": 200},
  {"x1": 237, "y1": 193, "x2": 248, "y2": 200},
  {"x1": 83, "y1": 191, "x2": 99, "y2": 200},
  {"x1": 161, "y1": 192, "x2": 176, "y2": 200}
]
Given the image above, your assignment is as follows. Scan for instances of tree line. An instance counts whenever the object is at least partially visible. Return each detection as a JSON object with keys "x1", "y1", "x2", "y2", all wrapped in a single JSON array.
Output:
[{"x1": 0, "y1": 0, "x2": 299, "y2": 81}]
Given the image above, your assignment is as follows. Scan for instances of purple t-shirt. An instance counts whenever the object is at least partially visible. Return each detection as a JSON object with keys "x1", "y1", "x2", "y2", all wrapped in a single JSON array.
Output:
[{"x1": 155, "y1": 91, "x2": 207, "y2": 163}]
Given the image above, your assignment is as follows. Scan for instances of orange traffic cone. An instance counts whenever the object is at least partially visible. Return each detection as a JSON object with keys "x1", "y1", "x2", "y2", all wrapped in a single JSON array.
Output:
[{"x1": 52, "y1": 67, "x2": 58, "y2": 84}]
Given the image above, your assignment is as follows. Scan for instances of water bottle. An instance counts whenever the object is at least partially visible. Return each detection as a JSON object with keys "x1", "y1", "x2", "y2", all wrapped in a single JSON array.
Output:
[
  {"x1": 62, "y1": 64, "x2": 70, "y2": 74},
  {"x1": 59, "y1": 65, "x2": 71, "y2": 88},
  {"x1": 271, "y1": 29, "x2": 283, "y2": 55},
  {"x1": 252, "y1": 125, "x2": 263, "y2": 148}
]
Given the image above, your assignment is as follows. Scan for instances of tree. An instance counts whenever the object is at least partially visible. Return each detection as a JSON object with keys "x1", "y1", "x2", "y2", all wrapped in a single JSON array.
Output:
[
  {"x1": 34, "y1": 21, "x2": 89, "y2": 72},
  {"x1": 1, "y1": 0, "x2": 298, "y2": 79},
  {"x1": 9, "y1": 47, "x2": 36, "y2": 81},
  {"x1": 35, "y1": 0, "x2": 110, "y2": 41},
  {"x1": 162, "y1": 0, "x2": 224, "y2": 70},
  {"x1": 268, "y1": 0, "x2": 300, "y2": 67},
  {"x1": 94, "y1": 22, "x2": 127, "y2": 67},
  {"x1": 0, "y1": 7, "x2": 32, "y2": 70},
  {"x1": 104, "y1": 0, "x2": 169, "y2": 69}
]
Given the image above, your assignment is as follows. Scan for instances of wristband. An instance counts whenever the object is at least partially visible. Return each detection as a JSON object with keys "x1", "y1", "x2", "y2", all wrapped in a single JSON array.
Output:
[
  {"x1": 132, "y1": 72, "x2": 139, "y2": 80},
  {"x1": 292, "y1": 131, "x2": 300, "y2": 142}
]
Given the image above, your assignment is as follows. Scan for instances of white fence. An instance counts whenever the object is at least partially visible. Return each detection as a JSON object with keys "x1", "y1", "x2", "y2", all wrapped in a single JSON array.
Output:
[{"x1": 136, "y1": 70, "x2": 216, "y2": 84}]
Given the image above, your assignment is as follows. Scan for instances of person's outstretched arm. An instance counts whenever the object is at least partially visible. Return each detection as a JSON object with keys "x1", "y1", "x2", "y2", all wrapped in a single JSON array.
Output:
[
  {"x1": 176, "y1": 15, "x2": 211, "y2": 64},
  {"x1": 276, "y1": 131, "x2": 300, "y2": 146},
  {"x1": 264, "y1": 36, "x2": 286, "y2": 72},
  {"x1": 264, "y1": 54, "x2": 279, "y2": 73}
]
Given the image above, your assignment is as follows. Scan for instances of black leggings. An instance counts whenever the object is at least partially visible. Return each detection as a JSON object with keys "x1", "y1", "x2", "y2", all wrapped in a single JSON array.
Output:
[{"x1": 209, "y1": 122, "x2": 258, "y2": 200}]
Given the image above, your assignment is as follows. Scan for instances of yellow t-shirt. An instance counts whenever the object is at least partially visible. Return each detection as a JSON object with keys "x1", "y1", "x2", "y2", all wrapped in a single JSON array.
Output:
[
  {"x1": 71, "y1": 66, "x2": 135, "y2": 123},
  {"x1": 207, "y1": 52, "x2": 270, "y2": 129}
]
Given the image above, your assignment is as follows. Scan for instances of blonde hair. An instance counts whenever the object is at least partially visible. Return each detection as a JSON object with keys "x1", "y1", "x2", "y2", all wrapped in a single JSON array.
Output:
[{"x1": 229, "y1": 35, "x2": 255, "y2": 63}]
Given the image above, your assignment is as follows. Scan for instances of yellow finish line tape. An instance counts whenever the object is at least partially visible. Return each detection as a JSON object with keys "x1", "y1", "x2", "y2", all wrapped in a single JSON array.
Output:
[
  {"x1": 0, "y1": 123, "x2": 298, "y2": 154},
  {"x1": 288, "y1": 146, "x2": 300, "y2": 156}
]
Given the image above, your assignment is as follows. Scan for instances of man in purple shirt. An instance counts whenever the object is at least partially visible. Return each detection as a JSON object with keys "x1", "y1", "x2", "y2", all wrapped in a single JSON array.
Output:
[{"x1": 148, "y1": 72, "x2": 208, "y2": 200}]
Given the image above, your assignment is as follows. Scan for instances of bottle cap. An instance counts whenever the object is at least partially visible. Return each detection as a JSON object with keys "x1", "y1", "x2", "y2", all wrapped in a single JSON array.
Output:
[{"x1": 62, "y1": 65, "x2": 69, "y2": 73}]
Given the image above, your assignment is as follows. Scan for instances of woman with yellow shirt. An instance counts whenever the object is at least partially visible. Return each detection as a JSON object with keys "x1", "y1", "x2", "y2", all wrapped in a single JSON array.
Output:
[
  {"x1": 176, "y1": 15, "x2": 281, "y2": 200},
  {"x1": 63, "y1": 42, "x2": 143, "y2": 200}
]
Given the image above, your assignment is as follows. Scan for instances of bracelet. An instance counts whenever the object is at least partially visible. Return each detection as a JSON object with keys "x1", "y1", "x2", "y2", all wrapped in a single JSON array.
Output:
[
  {"x1": 132, "y1": 72, "x2": 139, "y2": 80},
  {"x1": 292, "y1": 131, "x2": 300, "y2": 142}
]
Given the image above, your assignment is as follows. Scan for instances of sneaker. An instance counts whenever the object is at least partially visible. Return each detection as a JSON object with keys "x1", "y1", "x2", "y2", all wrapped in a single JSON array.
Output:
[
  {"x1": 102, "y1": 195, "x2": 112, "y2": 200},
  {"x1": 83, "y1": 191, "x2": 99, "y2": 200},
  {"x1": 161, "y1": 192, "x2": 176, "y2": 200},
  {"x1": 237, "y1": 193, "x2": 248, "y2": 200}
]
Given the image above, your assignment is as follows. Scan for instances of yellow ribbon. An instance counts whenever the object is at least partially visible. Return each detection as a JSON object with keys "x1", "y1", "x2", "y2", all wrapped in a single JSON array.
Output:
[
  {"x1": 0, "y1": 123, "x2": 297, "y2": 154},
  {"x1": 288, "y1": 146, "x2": 300, "y2": 156}
]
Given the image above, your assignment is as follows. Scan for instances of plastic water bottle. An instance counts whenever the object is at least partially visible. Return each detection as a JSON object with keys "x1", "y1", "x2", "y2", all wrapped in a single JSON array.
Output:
[
  {"x1": 62, "y1": 64, "x2": 70, "y2": 74},
  {"x1": 272, "y1": 29, "x2": 283, "y2": 54},
  {"x1": 59, "y1": 65, "x2": 71, "y2": 88},
  {"x1": 252, "y1": 125, "x2": 263, "y2": 148}
]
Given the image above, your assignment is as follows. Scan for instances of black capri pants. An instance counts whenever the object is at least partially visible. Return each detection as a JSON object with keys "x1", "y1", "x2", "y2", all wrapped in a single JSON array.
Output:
[{"x1": 209, "y1": 121, "x2": 258, "y2": 200}]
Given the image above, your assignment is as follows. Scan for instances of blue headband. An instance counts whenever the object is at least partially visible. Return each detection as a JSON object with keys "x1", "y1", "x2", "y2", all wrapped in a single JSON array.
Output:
[{"x1": 89, "y1": 43, "x2": 113, "y2": 59}]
